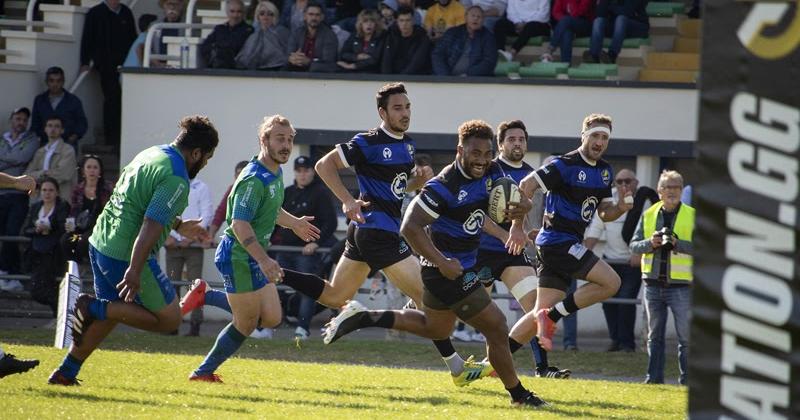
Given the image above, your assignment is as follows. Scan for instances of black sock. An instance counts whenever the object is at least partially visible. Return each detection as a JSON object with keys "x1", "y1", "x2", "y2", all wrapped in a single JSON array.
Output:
[
  {"x1": 432, "y1": 338, "x2": 456, "y2": 358},
  {"x1": 506, "y1": 381, "x2": 530, "y2": 401},
  {"x1": 281, "y1": 269, "x2": 325, "y2": 300},
  {"x1": 563, "y1": 293, "x2": 579, "y2": 312},
  {"x1": 548, "y1": 293, "x2": 579, "y2": 323},
  {"x1": 456, "y1": 322, "x2": 466, "y2": 331},
  {"x1": 354, "y1": 311, "x2": 395, "y2": 329},
  {"x1": 547, "y1": 307, "x2": 563, "y2": 323},
  {"x1": 509, "y1": 337, "x2": 523, "y2": 354}
]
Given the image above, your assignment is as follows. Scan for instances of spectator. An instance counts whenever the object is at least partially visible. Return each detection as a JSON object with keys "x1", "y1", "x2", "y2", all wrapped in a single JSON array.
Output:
[
  {"x1": 338, "y1": 9, "x2": 386, "y2": 72},
  {"x1": 378, "y1": 0, "x2": 397, "y2": 28},
  {"x1": 21, "y1": 177, "x2": 70, "y2": 316},
  {"x1": 584, "y1": 169, "x2": 657, "y2": 352},
  {"x1": 630, "y1": 170, "x2": 694, "y2": 385},
  {"x1": 60, "y1": 155, "x2": 114, "y2": 264},
  {"x1": 30, "y1": 67, "x2": 88, "y2": 150},
  {"x1": 200, "y1": 0, "x2": 253, "y2": 69},
  {"x1": 333, "y1": 0, "x2": 362, "y2": 32},
  {"x1": 285, "y1": 2, "x2": 339, "y2": 72},
  {"x1": 424, "y1": 0, "x2": 465, "y2": 41},
  {"x1": 25, "y1": 116, "x2": 77, "y2": 201},
  {"x1": 540, "y1": 0, "x2": 593, "y2": 65},
  {"x1": 585, "y1": 0, "x2": 649, "y2": 64},
  {"x1": 0, "y1": 108, "x2": 39, "y2": 288},
  {"x1": 165, "y1": 176, "x2": 214, "y2": 336},
  {"x1": 80, "y1": 0, "x2": 137, "y2": 151},
  {"x1": 494, "y1": 0, "x2": 550, "y2": 61},
  {"x1": 381, "y1": 6, "x2": 432, "y2": 74},
  {"x1": 281, "y1": 0, "x2": 310, "y2": 33},
  {"x1": 273, "y1": 156, "x2": 337, "y2": 340},
  {"x1": 431, "y1": 6, "x2": 497, "y2": 76},
  {"x1": 157, "y1": 0, "x2": 185, "y2": 55},
  {"x1": 236, "y1": 1, "x2": 290, "y2": 70},
  {"x1": 123, "y1": 14, "x2": 159, "y2": 68},
  {"x1": 396, "y1": 0, "x2": 424, "y2": 25},
  {"x1": 209, "y1": 160, "x2": 249, "y2": 238},
  {"x1": 460, "y1": 0, "x2": 505, "y2": 30}
]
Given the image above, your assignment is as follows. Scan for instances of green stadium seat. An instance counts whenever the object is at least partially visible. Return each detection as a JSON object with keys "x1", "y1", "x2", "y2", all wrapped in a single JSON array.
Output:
[
  {"x1": 573, "y1": 37, "x2": 651, "y2": 48},
  {"x1": 567, "y1": 63, "x2": 618, "y2": 79},
  {"x1": 506, "y1": 36, "x2": 549, "y2": 47},
  {"x1": 518, "y1": 62, "x2": 570, "y2": 78},
  {"x1": 494, "y1": 61, "x2": 521, "y2": 76},
  {"x1": 646, "y1": 2, "x2": 685, "y2": 17}
]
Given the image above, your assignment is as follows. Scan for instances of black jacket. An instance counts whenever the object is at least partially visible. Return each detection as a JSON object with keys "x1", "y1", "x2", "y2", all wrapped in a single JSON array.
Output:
[
  {"x1": 200, "y1": 21, "x2": 254, "y2": 69},
  {"x1": 381, "y1": 26, "x2": 432, "y2": 75},
  {"x1": 80, "y1": 2, "x2": 137, "y2": 71},
  {"x1": 339, "y1": 32, "x2": 385, "y2": 73},
  {"x1": 596, "y1": 0, "x2": 650, "y2": 25},
  {"x1": 275, "y1": 177, "x2": 337, "y2": 247},
  {"x1": 22, "y1": 198, "x2": 70, "y2": 253}
]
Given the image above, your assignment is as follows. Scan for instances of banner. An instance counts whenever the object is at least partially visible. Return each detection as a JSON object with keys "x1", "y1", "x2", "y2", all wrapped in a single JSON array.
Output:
[
  {"x1": 54, "y1": 261, "x2": 81, "y2": 350},
  {"x1": 691, "y1": 1, "x2": 800, "y2": 419}
]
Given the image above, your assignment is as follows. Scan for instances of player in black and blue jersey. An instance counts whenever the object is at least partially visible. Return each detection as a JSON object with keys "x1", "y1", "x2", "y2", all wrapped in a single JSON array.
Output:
[
  {"x1": 516, "y1": 113, "x2": 633, "y2": 351},
  {"x1": 323, "y1": 120, "x2": 548, "y2": 408}
]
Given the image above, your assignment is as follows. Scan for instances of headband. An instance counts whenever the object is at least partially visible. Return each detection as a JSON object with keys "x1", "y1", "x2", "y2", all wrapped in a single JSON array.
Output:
[{"x1": 582, "y1": 126, "x2": 611, "y2": 137}]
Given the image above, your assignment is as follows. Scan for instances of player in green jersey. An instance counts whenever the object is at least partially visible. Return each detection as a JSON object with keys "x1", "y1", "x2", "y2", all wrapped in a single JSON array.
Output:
[
  {"x1": 48, "y1": 116, "x2": 219, "y2": 385},
  {"x1": 189, "y1": 115, "x2": 319, "y2": 382}
]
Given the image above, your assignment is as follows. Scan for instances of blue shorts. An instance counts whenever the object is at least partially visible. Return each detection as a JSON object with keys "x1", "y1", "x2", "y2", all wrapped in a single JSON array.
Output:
[
  {"x1": 89, "y1": 244, "x2": 177, "y2": 312},
  {"x1": 214, "y1": 235, "x2": 268, "y2": 294}
]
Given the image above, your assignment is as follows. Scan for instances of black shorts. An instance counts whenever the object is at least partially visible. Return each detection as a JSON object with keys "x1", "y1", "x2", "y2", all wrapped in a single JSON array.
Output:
[
  {"x1": 474, "y1": 249, "x2": 534, "y2": 287},
  {"x1": 421, "y1": 266, "x2": 492, "y2": 320},
  {"x1": 342, "y1": 224, "x2": 412, "y2": 271},
  {"x1": 536, "y1": 241, "x2": 599, "y2": 292}
]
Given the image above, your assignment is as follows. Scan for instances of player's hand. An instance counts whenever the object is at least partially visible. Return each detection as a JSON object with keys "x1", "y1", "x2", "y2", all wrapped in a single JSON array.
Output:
[
  {"x1": 650, "y1": 231, "x2": 663, "y2": 249},
  {"x1": 178, "y1": 238, "x2": 192, "y2": 248},
  {"x1": 177, "y1": 218, "x2": 209, "y2": 242},
  {"x1": 505, "y1": 195, "x2": 532, "y2": 221},
  {"x1": 527, "y1": 228, "x2": 540, "y2": 242},
  {"x1": 302, "y1": 242, "x2": 319, "y2": 255},
  {"x1": 438, "y1": 258, "x2": 463, "y2": 280},
  {"x1": 343, "y1": 199, "x2": 370, "y2": 224},
  {"x1": 616, "y1": 184, "x2": 634, "y2": 212},
  {"x1": 413, "y1": 165, "x2": 434, "y2": 183},
  {"x1": 164, "y1": 236, "x2": 177, "y2": 248},
  {"x1": 258, "y1": 257, "x2": 284, "y2": 283},
  {"x1": 291, "y1": 215, "x2": 321, "y2": 242},
  {"x1": 519, "y1": 177, "x2": 536, "y2": 199},
  {"x1": 14, "y1": 175, "x2": 35, "y2": 195},
  {"x1": 117, "y1": 267, "x2": 141, "y2": 303},
  {"x1": 505, "y1": 225, "x2": 530, "y2": 255}
]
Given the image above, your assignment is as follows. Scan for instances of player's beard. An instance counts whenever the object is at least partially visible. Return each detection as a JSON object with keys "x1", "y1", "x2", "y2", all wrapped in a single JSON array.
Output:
[
  {"x1": 388, "y1": 117, "x2": 409, "y2": 134},
  {"x1": 268, "y1": 145, "x2": 291, "y2": 164},
  {"x1": 503, "y1": 148, "x2": 524, "y2": 163},
  {"x1": 188, "y1": 160, "x2": 203, "y2": 179}
]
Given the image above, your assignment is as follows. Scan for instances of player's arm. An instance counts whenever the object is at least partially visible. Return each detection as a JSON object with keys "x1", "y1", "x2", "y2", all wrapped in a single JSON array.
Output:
[
  {"x1": 276, "y1": 208, "x2": 321, "y2": 242},
  {"x1": 0, "y1": 172, "x2": 35, "y2": 194},
  {"x1": 406, "y1": 165, "x2": 434, "y2": 192},
  {"x1": 598, "y1": 183, "x2": 633, "y2": 222},
  {"x1": 230, "y1": 219, "x2": 282, "y2": 281},
  {"x1": 315, "y1": 148, "x2": 369, "y2": 223},
  {"x1": 402, "y1": 191, "x2": 462, "y2": 280},
  {"x1": 482, "y1": 218, "x2": 509, "y2": 243},
  {"x1": 519, "y1": 171, "x2": 542, "y2": 200}
]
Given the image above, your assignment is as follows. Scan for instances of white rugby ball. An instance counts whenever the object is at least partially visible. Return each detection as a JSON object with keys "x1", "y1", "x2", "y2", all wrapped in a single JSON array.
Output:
[{"x1": 488, "y1": 177, "x2": 521, "y2": 224}]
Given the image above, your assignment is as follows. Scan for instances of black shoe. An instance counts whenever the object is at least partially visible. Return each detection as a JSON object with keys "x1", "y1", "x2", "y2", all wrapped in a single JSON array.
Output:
[
  {"x1": 71, "y1": 294, "x2": 96, "y2": 347},
  {"x1": 582, "y1": 50, "x2": 597, "y2": 64},
  {"x1": 536, "y1": 366, "x2": 571, "y2": 379},
  {"x1": 0, "y1": 354, "x2": 39, "y2": 378},
  {"x1": 48, "y1": 369, "x2": 81, "y2": 386},
  {"x1": 600, "y1": 50, "x2": 613, "y2": 64},
  {"x1": 513, "y1": 392, "x2": 549, "y2": 408},
  {"x1": 606, "y1": 342, "x2": 621, "y2": 352}
]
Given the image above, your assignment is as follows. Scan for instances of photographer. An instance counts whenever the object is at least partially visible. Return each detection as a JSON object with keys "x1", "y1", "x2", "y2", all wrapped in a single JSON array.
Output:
[{"x1": 629, "y1": 170, "x2": 694, "y2": 385}]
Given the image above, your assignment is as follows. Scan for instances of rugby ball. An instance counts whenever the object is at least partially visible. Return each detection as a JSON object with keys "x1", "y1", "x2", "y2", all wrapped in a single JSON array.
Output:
[{"x1": 488, "y1": 177, "x2": 521, "y2": 224}]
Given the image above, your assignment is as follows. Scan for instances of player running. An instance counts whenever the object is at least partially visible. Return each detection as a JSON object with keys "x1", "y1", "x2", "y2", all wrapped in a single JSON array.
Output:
[
  {"x1": 322, "y1": 120, "x2": 548, "y2": 408},
  {"x1": 188, "y1": 115, "x2": 320, "y2": 382},
  {"x1": 476, "y1": 120, "x2": 570, "y2": 379},
  {"x1": 48, "y1": 116, "x2": 218, "y2": 385},
  {"x1": 515, "y1": 113, "x2": 632, "y2": 352}
]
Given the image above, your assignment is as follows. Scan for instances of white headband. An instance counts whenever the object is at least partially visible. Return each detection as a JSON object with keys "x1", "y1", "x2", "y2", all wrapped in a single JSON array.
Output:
[{"x1": 582, "y1": 126, "x2": 611, "y2": 138}]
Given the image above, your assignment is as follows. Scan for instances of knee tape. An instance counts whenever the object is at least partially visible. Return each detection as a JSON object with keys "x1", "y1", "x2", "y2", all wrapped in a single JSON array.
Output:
[{"x1": 510, "y1": 276, "x2": 539, "y2": 301}]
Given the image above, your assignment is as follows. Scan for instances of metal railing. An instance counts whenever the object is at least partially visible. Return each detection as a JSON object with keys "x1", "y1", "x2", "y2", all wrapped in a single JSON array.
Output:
[{"x1": 143, "y1": 22, "x2": 216, "y2": 68}]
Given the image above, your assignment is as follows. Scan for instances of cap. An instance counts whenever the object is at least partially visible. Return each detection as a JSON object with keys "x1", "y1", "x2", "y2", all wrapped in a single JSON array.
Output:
[
  {"x1": 10, "y1": 107, "x2": 30, "y2": 118},
  {"x1": 294, "y1": 156, "x2": 313, "y2": 170},
  {"x1": 380, "y1": 0, "x2": 398, "y2": 11}
]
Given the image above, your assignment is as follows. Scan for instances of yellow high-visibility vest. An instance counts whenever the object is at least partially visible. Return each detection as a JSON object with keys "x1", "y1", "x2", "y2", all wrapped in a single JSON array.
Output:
[{"x1": 640, "y1": 201, "x2": 695, "y2": 282}]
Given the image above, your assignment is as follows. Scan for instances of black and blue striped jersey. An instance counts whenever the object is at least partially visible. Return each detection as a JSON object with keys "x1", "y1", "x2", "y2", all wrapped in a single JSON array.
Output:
[
  {"x1": 478, "y1": 157, "x2": 533, "y2": 253},
  {"x1": 415, "y1": 161, "x2": 506, "y2": 269},
  {"x1": 533, "y1": 151, "x2": 614, "y2": 246},
  {"x1": 336, "y1": 126, "x2": 416, "y2": 233}
]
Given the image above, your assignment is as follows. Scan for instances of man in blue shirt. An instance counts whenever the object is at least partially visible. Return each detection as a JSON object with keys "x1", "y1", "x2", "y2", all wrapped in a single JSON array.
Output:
[{"x1": 30, "y1": 67, "x2": 88, "y2": 148}]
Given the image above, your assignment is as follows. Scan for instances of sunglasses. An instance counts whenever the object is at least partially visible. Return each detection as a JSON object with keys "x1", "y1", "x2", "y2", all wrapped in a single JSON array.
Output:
[
  {"x1": 614, "y1": 178, "x2": 635, "y2": 185},
  {"x1": 259, "y1": 11, "x2": 275, "y2": 16}
]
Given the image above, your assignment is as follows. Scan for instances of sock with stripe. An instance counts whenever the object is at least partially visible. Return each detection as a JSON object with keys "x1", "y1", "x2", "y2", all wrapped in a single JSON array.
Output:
[
  {"x1": 433, "y1": 339, "x2": 465, "y2": 375},
  {"x1": 548, "y1": 293, "x2": 579, "y2": 323},
  {"x1": 193, "y1": 323, "x2": 247, "y2": 376}
]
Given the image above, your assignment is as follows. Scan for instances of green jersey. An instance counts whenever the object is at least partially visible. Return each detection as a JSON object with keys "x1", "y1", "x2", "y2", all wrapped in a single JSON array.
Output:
[
  {"x1": 90, "y1": 145, "x2": 190, "y2": 261},
  {"x1": 221, "y1": 156, "x2": 284, "y2": 261}
]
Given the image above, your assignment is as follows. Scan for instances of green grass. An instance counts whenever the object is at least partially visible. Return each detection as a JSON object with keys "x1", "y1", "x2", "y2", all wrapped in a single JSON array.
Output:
[{"x1": 1, "y1": 330, "x2": 687, "y2": 419}]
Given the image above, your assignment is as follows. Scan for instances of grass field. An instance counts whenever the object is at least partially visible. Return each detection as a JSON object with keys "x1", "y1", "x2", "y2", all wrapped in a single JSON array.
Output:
[{"x1": 1, "y1": 329, "x2": 687, "y2": 419}]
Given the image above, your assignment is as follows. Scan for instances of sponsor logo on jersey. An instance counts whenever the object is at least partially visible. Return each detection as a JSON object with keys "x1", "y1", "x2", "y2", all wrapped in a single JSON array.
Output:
[
  {"x1": 406, "y1": 143, "x2": 415, "y2": 158},
  {"x1": 577, "y1": 170, "x2": 587, "y2": 183},
  {"x1": 240, "y1": 182, "x2": 254, "y2": 208},
  {"x1": 391, "y1": 172, "x2": 408, "y2": 200},
  {"x1": 462, "y1": 271, "x2": 479, "y2": 291},
  {"x1": 485, "y1": 178, "x2": 491, "y2": 193},
  {"x1": 463, "y1": 209, "x2": 486, "y2": 235},
  {"x1": 458, "y1": 190, "x2": 468, "y2": 202},
  {"x1": 581, "y1": 196, "x2": 599, "y2": 222},
  {"x1": 269, "y1": 184, "x2": 276, "y2": 198},
  {"x1": 383, "y1": 147, "x2": 392, "y2": 160},
  {"x1": 167, "y1": 183, "x2": 186, "y2": 209},
  {"x1": 399, "y1": 240, "x2": 409, "y2": 254},
  {"x1": 601, "y1": 169, "x2": 611, "y2": 185}
]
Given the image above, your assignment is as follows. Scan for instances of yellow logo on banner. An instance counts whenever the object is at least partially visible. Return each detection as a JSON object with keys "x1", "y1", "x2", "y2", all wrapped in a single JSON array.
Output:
[{"x1": 738, "y1": 2, "x2": 800, "y2": 59}]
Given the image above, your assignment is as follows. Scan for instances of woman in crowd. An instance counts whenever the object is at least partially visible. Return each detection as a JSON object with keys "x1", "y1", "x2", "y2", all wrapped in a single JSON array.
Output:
[
  {"x1": 337, "y1": 9, "x2": 385, "y2": 72},
  {"x1": 60, "y1": 155, "x2": 114, "y2": 264},
  {"x1": 22, "y1": 177, "x2": 70, "y2": 317},
  {"x1": 236, "y1": 1, "x2": 290, "y2": 70}
]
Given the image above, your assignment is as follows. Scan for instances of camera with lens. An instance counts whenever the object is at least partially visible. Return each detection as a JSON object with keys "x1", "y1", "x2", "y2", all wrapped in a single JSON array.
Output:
[{"x1": 659, "y1": 227, "x2": 674, "y2": 251}]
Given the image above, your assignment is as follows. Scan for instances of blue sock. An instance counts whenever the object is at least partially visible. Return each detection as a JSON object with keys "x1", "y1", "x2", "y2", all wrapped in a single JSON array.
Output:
[
  {"x1": 204, "y1": 289, "x2": 231, "y2": 313},
  {"x1": 530, "y1": 338, "x2": 548, "y2": 369},
  {"x1": 193, "y1": 323, "x2": 247, "y2": 376},
  {"x1": 58, "y1": 354, "x2": 84, "y2": 379},
  {"x1": 88, "y1": 299, "x2": 108, "y2": 321}
]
